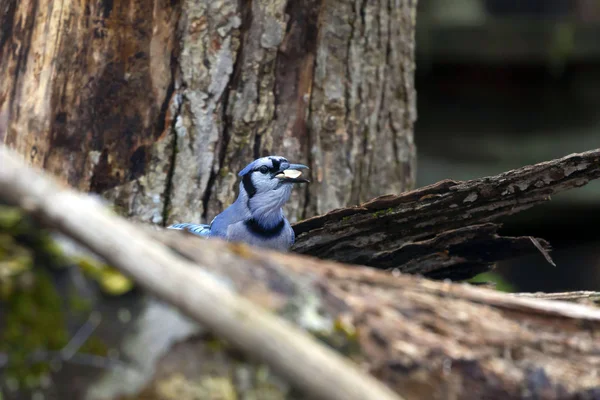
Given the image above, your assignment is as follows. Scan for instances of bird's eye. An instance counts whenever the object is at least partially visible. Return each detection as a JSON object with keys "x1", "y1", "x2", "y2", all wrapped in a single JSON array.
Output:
[{"x1": 259, "y1": 166, "x2": 269, "y2": 174}]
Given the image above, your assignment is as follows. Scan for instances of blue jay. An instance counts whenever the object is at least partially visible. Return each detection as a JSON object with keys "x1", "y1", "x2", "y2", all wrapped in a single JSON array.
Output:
[{"x1": 168, "y1": 156, "x2": 309, "y2": 251}]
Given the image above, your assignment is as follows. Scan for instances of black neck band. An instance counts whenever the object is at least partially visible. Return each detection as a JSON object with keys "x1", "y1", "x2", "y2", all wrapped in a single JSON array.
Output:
[{"x1": 244, "y1": 218, "x2": 285, "y2": 238}]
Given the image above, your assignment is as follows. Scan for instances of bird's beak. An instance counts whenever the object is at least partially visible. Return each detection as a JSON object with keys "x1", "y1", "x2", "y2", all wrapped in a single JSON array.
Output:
[{"x1": 274, "y1": 164, "x2": 310, "y2": 183}]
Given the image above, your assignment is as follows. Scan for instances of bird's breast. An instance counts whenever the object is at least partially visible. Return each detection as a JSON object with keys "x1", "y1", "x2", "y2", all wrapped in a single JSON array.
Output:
[{"x1": 227, "y1": 220, "x2": 294, "y2": 251}]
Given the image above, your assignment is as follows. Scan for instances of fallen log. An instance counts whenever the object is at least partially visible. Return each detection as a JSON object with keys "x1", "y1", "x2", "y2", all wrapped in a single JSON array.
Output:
[
  {"x1": 0, "y1": 145, "x2": 402, "y2": 400},
  {"x1": 2, "y1": 146, "x2": 600, "y2": 399},
  {"x1": 153, "y1": 230, "x2": 600, "y2": 399},
  {"x1": 292, "y1": 149, "x2": 600, "y2": 280}
]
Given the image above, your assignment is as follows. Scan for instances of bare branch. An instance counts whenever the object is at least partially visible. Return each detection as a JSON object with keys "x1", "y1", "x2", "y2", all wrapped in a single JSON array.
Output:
[
  {"x1": 293, "y1": 149, "x2": 600, "y2": 280},
  {"x1": 529, "y1": 236, "x2": 556, "y2": 267},
  {"x1": 60, "y1": 312, "x2": 102, "y2": 360},
  {"x1": 514, "y1": 291, "x2": 600, "y2": 303}
]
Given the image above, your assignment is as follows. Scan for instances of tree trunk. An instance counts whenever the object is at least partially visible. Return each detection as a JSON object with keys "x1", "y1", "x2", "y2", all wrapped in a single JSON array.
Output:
[{"x1": 0, "y1": 0, "x2": 417, "y2": 225}]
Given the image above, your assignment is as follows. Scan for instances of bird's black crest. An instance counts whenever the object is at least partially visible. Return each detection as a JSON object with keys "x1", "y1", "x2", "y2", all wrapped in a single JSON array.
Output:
[
  {"x1": 244, "y1": 218, "x2": 285, "y2": 238},
  {"x1": 270, "y1": 157, "x2": 281, "y2": 172}
]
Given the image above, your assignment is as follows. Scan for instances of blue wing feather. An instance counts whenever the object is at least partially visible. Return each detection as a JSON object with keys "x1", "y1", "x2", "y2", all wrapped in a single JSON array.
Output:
[{"x1": 168, "y1": 223, "x2": 211, "y2": 237}]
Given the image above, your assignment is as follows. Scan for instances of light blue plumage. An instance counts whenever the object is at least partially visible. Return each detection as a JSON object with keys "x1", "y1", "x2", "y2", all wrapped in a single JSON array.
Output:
[{"x1": 168, "y1": 156, "x2": 309, "y2": 251}]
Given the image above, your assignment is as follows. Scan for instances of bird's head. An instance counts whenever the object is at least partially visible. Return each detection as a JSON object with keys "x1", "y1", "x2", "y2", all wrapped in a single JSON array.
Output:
[{"x1": 238, "y1": 156, "x2": 309, "y2": 200}]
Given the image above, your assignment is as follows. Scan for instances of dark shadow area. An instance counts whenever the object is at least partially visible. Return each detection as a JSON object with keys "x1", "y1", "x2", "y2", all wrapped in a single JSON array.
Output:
[{"x1": 415, "y1": 0, "x2": 600, "y2": 292}]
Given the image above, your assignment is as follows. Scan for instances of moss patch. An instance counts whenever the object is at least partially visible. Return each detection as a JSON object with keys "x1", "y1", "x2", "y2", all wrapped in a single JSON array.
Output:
[
  {"x1": 0, "y1": 206, "x2": 110, "y2": 389},
  {"x1": 468, "y1": 271, "x2": 515, "y2": 293},
  {"x1": 311, "y1": 316, "x2": 362, "y2": 361},
  {"x1": 372, "y1": 208, "x2": 395, "y2": 218}
]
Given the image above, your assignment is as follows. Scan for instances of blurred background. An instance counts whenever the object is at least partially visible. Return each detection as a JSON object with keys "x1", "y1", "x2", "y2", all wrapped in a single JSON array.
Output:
[
  {"x1": 2, "y1": 1, "x2": 600, "y2": 398},
  {"x1": 415, "y1": 0, "x2": 600, "y2": 292}
]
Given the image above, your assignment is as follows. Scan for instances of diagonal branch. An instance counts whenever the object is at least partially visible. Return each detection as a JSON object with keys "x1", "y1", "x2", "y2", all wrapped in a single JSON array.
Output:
[
  {"x1": 292, "y1": 149, "x2": 600, "y2": 280},
  {"x1": 514, "y1": 291, "x2": 600, "y2": 303}
]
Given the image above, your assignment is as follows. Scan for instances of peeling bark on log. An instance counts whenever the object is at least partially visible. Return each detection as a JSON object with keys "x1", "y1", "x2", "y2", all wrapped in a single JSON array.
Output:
[
  {"x1": 0, "y1": 0, "x2": 417, "y2": 226},
  {"x1": 292, "y1": 149, "x2": 600, "y2": 281},
  {"x1": 126, "y1": 229, "x2": 600, "y2": 400},
  {"x1": 163, "y1": 237, "x2": 600, "y2": 400}
]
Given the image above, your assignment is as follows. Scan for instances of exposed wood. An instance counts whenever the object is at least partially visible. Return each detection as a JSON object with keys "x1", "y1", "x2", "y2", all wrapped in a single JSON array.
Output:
[
  {"x1": 0, "y1": 145, "x2": 403, "y2": 400},
  {"x1": 3, "y1": 147, "x2": 600, "y2": 400},
  {"x1": 514, "y1": 291, "x2": 600, "y2": 303},
  {"x1": 292, "y1": 148, "x2": 600, "y2": 280},
  {"x1": 0, "y1": 0, "x2": 180, "y2": 224},
  {"x1": 0, "y1": 0, "x2": 417, "y2": 226}
]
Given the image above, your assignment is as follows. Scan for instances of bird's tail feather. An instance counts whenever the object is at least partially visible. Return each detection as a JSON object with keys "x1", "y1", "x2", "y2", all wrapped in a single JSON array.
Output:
[{"x1": 167, "y1": 223, "x2": 211, "y2": 237}]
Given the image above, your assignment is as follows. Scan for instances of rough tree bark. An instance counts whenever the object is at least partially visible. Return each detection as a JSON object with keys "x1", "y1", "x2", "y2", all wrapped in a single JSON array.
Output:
[
  {"x1": 0, "y1": 0, "x2": 417, "y2": 225},
  {"x1": 158, "y1": 233, "x2": 600, "y2": 400},
  {"x1": 292, "y1": 149, "x2": 600, "y2": 280}
]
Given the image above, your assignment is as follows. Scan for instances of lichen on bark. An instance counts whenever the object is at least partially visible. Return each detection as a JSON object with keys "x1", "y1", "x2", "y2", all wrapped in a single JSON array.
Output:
[
  {"x1": 1, "y1": 0, "x2": 417, "y2": 227},
  {"x1": 307, "y1": 0, "x2": 417, "y2": 215},
  {"x1": 164, "y1": 0, "x2": 418, "y2": 225},
  {"x1": 167, "y1": 0, "x2": 242, "y2": 224}
]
